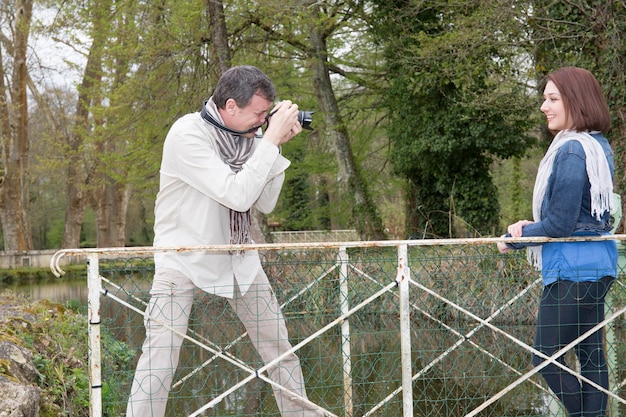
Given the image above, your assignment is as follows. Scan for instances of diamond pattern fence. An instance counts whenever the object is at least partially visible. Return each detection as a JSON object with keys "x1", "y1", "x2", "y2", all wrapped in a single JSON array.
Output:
[{"x1": 50, "y1": 236, "x2": 626, "y2": 416}]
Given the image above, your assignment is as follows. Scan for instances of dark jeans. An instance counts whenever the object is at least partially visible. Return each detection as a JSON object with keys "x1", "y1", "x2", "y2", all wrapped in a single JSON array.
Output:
[{"x1": 532, "y1": 276, "x2": 615, "y2": 417}]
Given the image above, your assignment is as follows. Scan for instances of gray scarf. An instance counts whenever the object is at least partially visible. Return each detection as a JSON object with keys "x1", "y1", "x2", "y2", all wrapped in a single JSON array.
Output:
[{"x1": 204, "y1": 98, "x2": 255, "y2": 248}]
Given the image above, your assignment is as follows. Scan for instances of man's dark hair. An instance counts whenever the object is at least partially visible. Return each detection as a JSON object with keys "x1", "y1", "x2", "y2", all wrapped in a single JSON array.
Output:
[{"x1": 212, "y1": 66, "x2": 276, "y2": 109}]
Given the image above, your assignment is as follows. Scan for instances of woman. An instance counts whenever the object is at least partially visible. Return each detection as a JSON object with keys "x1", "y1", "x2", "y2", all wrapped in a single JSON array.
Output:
[{"x1": 498, "y1": 67, "x2": 617, "y2": 417}]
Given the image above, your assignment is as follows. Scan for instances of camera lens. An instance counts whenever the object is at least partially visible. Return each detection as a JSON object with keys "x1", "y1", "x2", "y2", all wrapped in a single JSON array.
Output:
[{"x1": 297, "y1": 111, "x2": 314, "y2": 130}]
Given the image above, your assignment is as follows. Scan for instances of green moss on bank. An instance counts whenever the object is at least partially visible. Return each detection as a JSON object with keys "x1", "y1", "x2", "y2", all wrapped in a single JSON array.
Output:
[
  {"x1": 0, "y1": 291, "x2": 133, "y2": 417},
  {"x1": 0, "y1": 292, "x2": 89, "y2": 416}
]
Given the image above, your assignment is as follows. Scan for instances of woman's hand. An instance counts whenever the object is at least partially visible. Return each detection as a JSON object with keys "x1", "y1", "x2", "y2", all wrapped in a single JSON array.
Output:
[
  {"x1": 507, "y1": 220, "x2": 534, "y2": 238},
  {"x1": 497, "y1": 236, "x2": 510, "y2": 254},
  {"x1": 498, "y1": 220, "x2": 534, "y2": 254}
]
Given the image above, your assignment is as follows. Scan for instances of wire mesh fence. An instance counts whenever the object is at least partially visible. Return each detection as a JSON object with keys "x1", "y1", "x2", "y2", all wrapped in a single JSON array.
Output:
[{"x1": 51, "y1": 236, "x2": 626, "y2": 417}]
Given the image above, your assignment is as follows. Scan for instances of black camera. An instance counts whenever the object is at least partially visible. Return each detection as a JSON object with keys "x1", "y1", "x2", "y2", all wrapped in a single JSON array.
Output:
[
  {"x1": 266, "y1": 108, "x2": 314, "y2": 131},
  {"x1": 298, "y1": 110, "x2": 314, "y2": 130}
]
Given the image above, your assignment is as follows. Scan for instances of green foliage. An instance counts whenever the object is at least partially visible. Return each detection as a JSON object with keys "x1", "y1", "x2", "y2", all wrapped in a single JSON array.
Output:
[
  {"x1": 278, "y1": 140, "x2": 332, "y2": 231},
  {"x1": 0, "y1": 294, "x2": 134, "y2": 416},
  {"x1": 492, "y1": 148, "x2": 542, "y2": 230},
  {"x1": 5, "y1": 300, "x2": 90, "y2": 416},
  {"x1": 530, "y1": 1, "x2": 626, "y2": 231},
  {"x1": 17, "y1": 0, "x2": 626, "y2": 245},
  {"x1": 100, "y1": 336, "x2": 136, "y2": 416},
  {"x1": 44, "y1": 220, "x2": 65, "y2": 249},
  {"x1": 222, "y1": 1, "x2": 394, "y2": 236},
  {"x1": 371, "y1": 0, "x2": 536, "y2": 237}
]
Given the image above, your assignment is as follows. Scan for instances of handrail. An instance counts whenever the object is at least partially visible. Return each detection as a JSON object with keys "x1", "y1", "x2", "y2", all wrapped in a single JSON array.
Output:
[{"x1": 50, "y1": 234, "x2": 626, "y2": 277}]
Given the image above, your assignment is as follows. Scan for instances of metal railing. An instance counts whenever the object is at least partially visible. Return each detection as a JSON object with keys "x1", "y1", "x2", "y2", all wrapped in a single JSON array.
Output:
[{"x1": 50, "y1": 235, "x2": 626, "y2": 417}]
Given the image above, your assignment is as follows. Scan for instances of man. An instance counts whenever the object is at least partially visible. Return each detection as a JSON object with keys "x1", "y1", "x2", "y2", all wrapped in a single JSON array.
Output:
[{"x1": 126, "y1": 65, "x2": 322, "y2": 417}]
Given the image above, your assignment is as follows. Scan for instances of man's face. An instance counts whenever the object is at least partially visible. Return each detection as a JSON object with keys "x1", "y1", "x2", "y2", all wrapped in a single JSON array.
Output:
[{"x1": 220, "y1": 94, "x2": 272, "y2": 138}]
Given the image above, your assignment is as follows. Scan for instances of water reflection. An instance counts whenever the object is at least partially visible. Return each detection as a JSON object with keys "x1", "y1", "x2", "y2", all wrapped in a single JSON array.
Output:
[{"x1": 0, "y1": 276, "x2": 88, "y2": 304}]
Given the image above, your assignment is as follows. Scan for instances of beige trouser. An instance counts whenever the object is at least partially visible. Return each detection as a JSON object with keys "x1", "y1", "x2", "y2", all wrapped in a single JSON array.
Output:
[{"x1": 126, "y1": 268, "x2": 322, "y2": 417}]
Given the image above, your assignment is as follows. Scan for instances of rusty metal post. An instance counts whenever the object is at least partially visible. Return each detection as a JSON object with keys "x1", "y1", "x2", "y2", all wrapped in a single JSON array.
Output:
[
  {"x1": 338, "y1": 247, "x2": 354, "y2": 416},
  {"x1": 397, "y1": 244, "x2": 414, "y2": 417},
  {"x1": 87, "y1": 253, "x2": 102, "y2": 417}
]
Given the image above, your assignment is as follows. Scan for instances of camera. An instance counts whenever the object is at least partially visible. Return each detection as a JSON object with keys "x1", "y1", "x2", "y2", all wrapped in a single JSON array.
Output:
[
  {"x1": 298, "y1": 110, "x2": 314, "y2": 130},
  {"x1": 266, "y1": 108, "x2": 314, "y2": 131}
]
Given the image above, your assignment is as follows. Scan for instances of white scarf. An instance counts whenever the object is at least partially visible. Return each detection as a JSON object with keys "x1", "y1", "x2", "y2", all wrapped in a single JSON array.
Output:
[
  {"x1": 204, "y1": 98, "x2": 255, "y2": 248},
  {"x1": 528, "y1": 130, "x2": 613, "y2": 270}
]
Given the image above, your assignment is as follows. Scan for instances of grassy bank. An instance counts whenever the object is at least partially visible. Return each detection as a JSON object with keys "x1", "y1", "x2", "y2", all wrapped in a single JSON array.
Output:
[{"x1": 0, "y1": 291, "x2": 133, "y2": 416}]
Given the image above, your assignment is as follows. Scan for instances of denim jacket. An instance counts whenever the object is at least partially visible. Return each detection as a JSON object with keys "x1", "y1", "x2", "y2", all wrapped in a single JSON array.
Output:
[{"x1": 507, "y1": 133, "x2": 618, "y2": 284}]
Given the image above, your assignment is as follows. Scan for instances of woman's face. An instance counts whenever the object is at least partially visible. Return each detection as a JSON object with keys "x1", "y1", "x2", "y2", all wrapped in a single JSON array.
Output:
[{"x1": 540, "y1": 80, "x2": 572, "y2": 131}]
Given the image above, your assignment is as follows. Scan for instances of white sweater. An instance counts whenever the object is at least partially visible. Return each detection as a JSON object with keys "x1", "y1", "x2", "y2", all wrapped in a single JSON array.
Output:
[{"x1": 153, "y1": 112, "x2": 290, "y2": 297}]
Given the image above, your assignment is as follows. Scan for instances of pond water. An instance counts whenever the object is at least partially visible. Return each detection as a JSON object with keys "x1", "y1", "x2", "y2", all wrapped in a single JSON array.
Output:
[{"x1": 0, "y1": 275, "x2": 88, "y2": 304}]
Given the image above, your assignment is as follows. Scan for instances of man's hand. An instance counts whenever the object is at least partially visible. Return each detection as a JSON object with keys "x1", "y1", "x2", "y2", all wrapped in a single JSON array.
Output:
[{"x1": 264, "y1": 100, "x2": 302, "y2": 146}]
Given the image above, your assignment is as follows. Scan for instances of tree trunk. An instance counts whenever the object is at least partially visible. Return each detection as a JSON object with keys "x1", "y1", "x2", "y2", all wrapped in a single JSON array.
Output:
[
  {"x1": 91, "y1": 180, "x2": 131, "y2": 248},
  {"x1": 61, "y1": 163, "x2": 88, "y2": 248},
  {"x1": 91, "y1": 182, "x2": 110, "y2": 248},
  {"x1": 0, "y1": 0, "x2": 33, "y2": 251},
  {"x1": 207, "y1": 0, "x2": 231, "y2": 74},
  {"x1": 61, "y1": 0, "x2": 110, "y2": 248},
  {"x1": 113, "y1": 184, "x2": 131, "y2": 247},
  {"x1": 307, "y1": 18, "x2": 386, "y2": 240}
]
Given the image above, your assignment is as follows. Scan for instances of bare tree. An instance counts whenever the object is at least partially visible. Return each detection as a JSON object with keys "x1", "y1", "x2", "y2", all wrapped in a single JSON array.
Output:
[
  {"x1": 0, "y1": 0, "x2": 33, "y2": 251},
  {"x1": 58, "y1": 0, "x2": 111, "y2": 248},
  {"x1": 207, "y1": 0, "x2": 231, "y2": 74},
  {"x1": 306, "y1": 5, "x2": 386, "y2": 240},
  {"x1": 249, "y1": 0, "x2": 387, "y2": 239}
]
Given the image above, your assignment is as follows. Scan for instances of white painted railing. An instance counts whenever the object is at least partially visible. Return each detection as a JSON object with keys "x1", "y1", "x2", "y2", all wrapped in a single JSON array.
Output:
[{"x1": 51, "y1": 235, "x2": 626, "y2": 417}]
